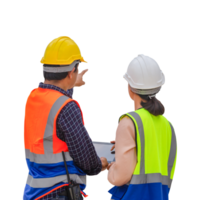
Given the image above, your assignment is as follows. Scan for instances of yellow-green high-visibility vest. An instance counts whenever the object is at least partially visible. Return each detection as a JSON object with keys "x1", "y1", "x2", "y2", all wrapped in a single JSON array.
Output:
[{"x1": 109, "y1": 108, "x2": 177, "y2": 200}]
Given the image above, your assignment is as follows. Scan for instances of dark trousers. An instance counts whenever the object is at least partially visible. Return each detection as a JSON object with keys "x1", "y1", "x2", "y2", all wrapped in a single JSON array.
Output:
[
  {"x1": 52, "y1": 196, "x2": 83, "y2": 200},
  {"x1": 52, "y1": 194, "x2": 83, "y2": 200},
  {"x1": 52, "y1": 183, "x2": 83, "y2": 200}
]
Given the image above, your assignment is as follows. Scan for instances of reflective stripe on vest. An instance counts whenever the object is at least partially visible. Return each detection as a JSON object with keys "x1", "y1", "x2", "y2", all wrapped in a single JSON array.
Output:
[
  {"x1": 27, "y1": 174, "x2": 86, "y2": 188},
  {"x1": 25, "y1": 95, "x2": 73, "y2": 164},
  {"x1": 22, "y1": 88, "x2": 88, "y2": 188},
  {"x1": 125, "y1": 111, "x2": 177, "y2": 188}
]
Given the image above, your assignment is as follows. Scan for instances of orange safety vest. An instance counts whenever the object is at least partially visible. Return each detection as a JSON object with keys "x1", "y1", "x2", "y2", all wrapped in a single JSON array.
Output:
[{"x1": 23, "y1": 88, "x2": 87, "y2": 200}]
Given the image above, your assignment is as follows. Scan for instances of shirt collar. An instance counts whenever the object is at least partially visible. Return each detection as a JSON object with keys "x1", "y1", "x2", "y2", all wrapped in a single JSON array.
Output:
[{"x1": 39, "y1": 82, "x2": 71, "y2": 98}]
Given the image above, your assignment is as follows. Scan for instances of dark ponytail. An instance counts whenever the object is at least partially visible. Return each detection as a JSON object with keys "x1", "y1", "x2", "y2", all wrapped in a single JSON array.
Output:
[{"x1": 139, "y1": 94, "x2": 165, "y2": 116}]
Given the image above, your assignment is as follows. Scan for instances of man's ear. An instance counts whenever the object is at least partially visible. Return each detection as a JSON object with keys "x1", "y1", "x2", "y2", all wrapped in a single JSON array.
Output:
[{"x1": 68, "y1": 67, "x2": 75, "y2": 78}]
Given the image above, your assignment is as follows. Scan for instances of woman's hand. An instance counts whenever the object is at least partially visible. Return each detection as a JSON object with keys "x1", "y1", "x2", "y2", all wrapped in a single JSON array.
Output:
[
  {"x1": 107, "y1": 141, "x2": 115, "y2": 170},
  {"x1": 107, "y1": 162, "x2": 115, "y2": 170},
  {"x1": 110, "y1": 140, "x2": 115, "y2": 151}
]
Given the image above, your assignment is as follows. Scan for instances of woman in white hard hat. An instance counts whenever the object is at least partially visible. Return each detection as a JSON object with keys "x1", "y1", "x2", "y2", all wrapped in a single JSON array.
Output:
[{"x1": 107, "y1": 55, "x2": 177, "y2": 200}]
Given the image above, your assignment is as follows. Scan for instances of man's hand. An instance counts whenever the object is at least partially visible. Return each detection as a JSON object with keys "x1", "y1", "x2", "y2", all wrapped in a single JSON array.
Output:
[
  {"x1": 100, "y1": 157, "x2": 109, "y2": 171},
  {"x1": 75, "y1": 69, "x2": 88, "y2": 87}
]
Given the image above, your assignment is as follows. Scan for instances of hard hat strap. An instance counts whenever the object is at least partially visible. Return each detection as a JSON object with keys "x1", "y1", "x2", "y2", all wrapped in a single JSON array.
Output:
[
  {"x1": 149, "y1": 94, "x2": 156, "y2": 99},
  {"x1": 130, "y1": 86, "x2": 161, "y2": 96},
  {"x1": 43, "y1": 60, "x2": 80, "y2": 73}
]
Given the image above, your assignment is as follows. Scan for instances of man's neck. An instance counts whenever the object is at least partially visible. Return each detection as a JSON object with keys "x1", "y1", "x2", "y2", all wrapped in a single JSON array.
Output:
[{"x1": 43, "y1": 80, "x2": 68, "y2": 91}]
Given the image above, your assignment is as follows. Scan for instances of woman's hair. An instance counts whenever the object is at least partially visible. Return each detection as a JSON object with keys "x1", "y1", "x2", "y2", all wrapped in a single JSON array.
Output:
[
  {"x1": 138, "y1": 94, "x2": 165, "y2": 116},
  {"x1": 41, "y1": 64, "x2": 78, "y2": 81}
]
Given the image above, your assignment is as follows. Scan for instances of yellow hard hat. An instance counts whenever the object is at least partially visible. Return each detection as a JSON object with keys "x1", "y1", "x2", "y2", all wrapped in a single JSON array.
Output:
[{"x1": 41, "y1": 36, "x2": 86, "y2": 65}]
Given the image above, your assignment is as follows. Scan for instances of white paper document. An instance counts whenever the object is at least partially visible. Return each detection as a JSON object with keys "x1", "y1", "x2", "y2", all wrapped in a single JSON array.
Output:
[{"x1": 93, "y1": 142, "x2": 115, "y2": 163}]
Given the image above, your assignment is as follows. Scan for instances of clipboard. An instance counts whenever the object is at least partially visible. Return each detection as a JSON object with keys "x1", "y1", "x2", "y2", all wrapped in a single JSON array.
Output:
[{"x1": 93, "y1": 141, "x2": 115, "y2": 163}]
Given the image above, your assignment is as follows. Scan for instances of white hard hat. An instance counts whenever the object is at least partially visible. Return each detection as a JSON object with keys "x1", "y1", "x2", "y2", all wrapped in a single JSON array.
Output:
[{"x1": 124, "y1": 54, "x2": 165, "y2": 94}]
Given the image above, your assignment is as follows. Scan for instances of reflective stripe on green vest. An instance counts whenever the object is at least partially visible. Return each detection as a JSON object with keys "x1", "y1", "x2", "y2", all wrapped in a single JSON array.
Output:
[{"x1": 120, "y1": 108, "x2": 177, "y2": 188}]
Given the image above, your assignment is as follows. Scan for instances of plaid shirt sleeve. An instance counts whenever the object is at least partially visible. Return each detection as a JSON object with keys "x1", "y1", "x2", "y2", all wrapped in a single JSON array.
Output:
[{"x1": 56, "y1": 98, "x2": 102, "y2": 175}]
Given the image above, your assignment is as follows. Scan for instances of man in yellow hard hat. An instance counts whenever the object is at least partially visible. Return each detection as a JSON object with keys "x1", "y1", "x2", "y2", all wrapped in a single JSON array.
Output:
[{"x1": 23, "y1": 36, "x2": 108, "y2": 200}]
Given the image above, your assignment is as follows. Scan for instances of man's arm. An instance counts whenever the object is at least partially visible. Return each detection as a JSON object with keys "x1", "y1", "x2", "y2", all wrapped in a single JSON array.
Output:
[{"x1": 59, "y1": 69, "x2": 107, "y2": 174}]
